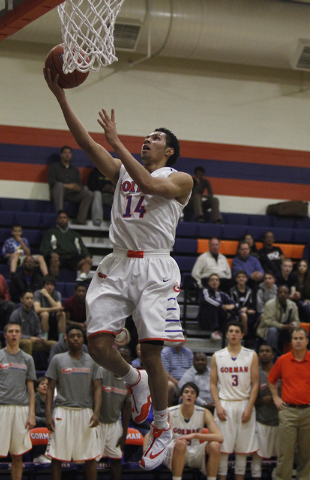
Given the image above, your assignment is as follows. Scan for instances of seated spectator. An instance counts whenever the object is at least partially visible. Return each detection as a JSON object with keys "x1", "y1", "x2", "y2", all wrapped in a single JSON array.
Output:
[
  {"x1": 178, "y1": 353, "x2": 214, "y2": 409},
  {"x1": 10, "y1": 255, "x2": 43, "y2": 303},
  {"x1": 185, "y1": 166, "x2": 222, "y2": 223},
  {"x1": 292, "y1": 259, "x2": 310, "y2": 322},
  {"x1": 0, "y1": 274, "x2": 15, "y2": 330},
  {"x1": 47, "y1": 145, "x2": 94, "y2": 225},
  {"x1": 161, "y1": 341, "x2": 193, "y2": 406},
  {"x1": 229, "y1": 270, "x2": 256, "y2": 336},
  {"x1": 239, "y1": 233, "x2": 259, "y2": 259},
  {"x1": 131, "y1": 343, "x2": 142, "y2": 368},
  {"x1": 9, "y1": 290, "x2": 56, "y2": 356},
  {"x1": 275, "y1": 258, "x2": 299, "y2": 300},
  {"x1": 232, "y1": 241, "x2": 264, "y2": 291},
  {"x1": 64, "y1": 283, "x2": 87, "y2": 335},
  {"x1": 48, "y1": 324, "x2": 88, "y2": 365},
  {"x1": 256, "y1": 285, "x2": 299, "y2": 355},
  {"x1": 32, "y1": 377, "x2": 51, "y2": 464},
  {"x1": 2, "y1": 224, "x2": 48, "y2": 276},
  {"x1": 40, "y1": 210, "x2": 92, "y2": 281},
  {"x1": 258, "y1": 231, "x2": 284, "y2": 275},
  {"x1": 197, "y1": 273, "x2": 237, "y2": 342},
  {"x1": 33, "y1": 275, "x2": 66, "y2": 341},
  {"x1": 191, "y1": 237, "x2": 232, "y2": 291},
  {"x1": 256, "y1": 271, "x2": 278, "y2": 317},
  {"x1": 87, "y1": 167, "x2": 115, "y2": 226}
]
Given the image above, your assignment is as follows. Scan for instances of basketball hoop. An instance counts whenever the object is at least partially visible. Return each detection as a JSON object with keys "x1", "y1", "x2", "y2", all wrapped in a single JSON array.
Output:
[{"x1": 57, "y1": 0, "x2": 125, "y2": 73}]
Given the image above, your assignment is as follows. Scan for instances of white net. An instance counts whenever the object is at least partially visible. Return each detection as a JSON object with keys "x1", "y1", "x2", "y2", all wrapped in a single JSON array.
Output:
[{"x1": 57, "y1": 0, "x2": 125, "y2": 73}]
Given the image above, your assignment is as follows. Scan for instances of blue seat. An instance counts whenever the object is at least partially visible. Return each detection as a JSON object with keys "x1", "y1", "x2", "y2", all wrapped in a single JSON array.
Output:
[
  {"x1": 271, "y1": 227, "x2": 295, "y2": 243},
  {"x1": 58, "y1": 268, "x2": 77, "y2": 282},
  {"x1": 24, "y1": 230, "x2": 43, "y2": 246},
  {"x1": 41, "y1": 213, "x2": 57, "y2": 229},
  {"x1": 0, "y1": 212, "x2": 16, "y2": 226},
  {"x1": 197, "y1": 223, "x2": 222, "y2": 238},
  {"x1": 0, "y1": 228, "x2": 11, "y2": 243},
  {"x1": 272, "y1": 217, "x2": 296, "y2": 229},
  {"x1": 220, "y1": 225, "x2": 247, "y2": 240},
  {"x1": 0, "y1": 198, "x2": 26, "y2": 212},
  {"x1": 173, "y1": 238, "x2": 197, "y2": 253},
  {"x1": 65, "y1": 282, "x2": 76, "y2": 298},
  {"x1": 248, "y1": 214, "x2": 273, "y2": 227},
  {"x1": 173, "y1": 256, "x2": 196, "y2": 272},
  {"x1": 176, "y1": 222, "x2": 199, "y2": 238},
  {"x1": 0, "y1": 265, "x2": 10, "y2": 278},
  {"x1": 225, "y1": 213, "x2": 250, "y2": 225},
  {"x1": 14, "y1": 212, "x2": 42, "y2": 228},
  {"x1": 246, "y1": 226, "x2": 269, "y2": 241},
  {"x1": 55, "y1": 282, "x2": 67, "y2": 297},
  {"x1": 295, "y1": 218, "x2": 310, "y2": 229},
  {"x1": 293, "y1": 229, "x2": 310, "y2": 243}
]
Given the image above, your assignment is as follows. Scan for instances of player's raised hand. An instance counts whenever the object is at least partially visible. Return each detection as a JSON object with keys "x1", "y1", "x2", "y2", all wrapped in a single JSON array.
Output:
[
  {"x1": 43, "y1": 67, "x2": 66, "y2": 101},
  {"x1": 97, "y1": 109, "x2": 119, "y2": 148},
  {"x1": 216, "y1": 405, "x2": 227, "y2": 421}
]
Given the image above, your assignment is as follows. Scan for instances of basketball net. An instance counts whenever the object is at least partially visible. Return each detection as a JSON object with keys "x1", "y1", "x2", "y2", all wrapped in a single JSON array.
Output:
[{"x1": 57, "y1": 0, "x2": 125, "y2": 73}]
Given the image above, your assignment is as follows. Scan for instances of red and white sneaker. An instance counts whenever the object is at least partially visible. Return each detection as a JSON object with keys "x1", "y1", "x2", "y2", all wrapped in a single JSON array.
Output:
[
  {"x1": 140, "y1": 422, "x2": 172, "y2": 470},
  {"x1": 127, "y1": 369, "x2": 151, "y2": 424}
]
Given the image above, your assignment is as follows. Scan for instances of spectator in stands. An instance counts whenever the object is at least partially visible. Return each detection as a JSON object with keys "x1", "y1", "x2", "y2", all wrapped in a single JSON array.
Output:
[
  {"x1": 268, "y1": 328, "x2": 310, "y2": 480},
  {"x1": 197, "y1": 273, "x2": 237, "y2": 342},
  {"x1": 191, "y1": 237, "x2": 232, "y2": 291},
  {"x1": 232, "y1": 241, "x2": 264, "y2": 291},
  {"x1": 178, "y1": 353, "x2": 214, "y2": 409},
  {"x1": 251, "y1": 344, "x2": 279, "y2": 480},
  {"x1": 32, "y1": 377, "x2": 51, "y2": 464},
  {"x1": 256, "y1": 286, "x2": 299, "y2": 355},
  {"x1": 33, "y1": 275, "x2": 66, "y2": 341},
  {"x1": 0, "y1": 274, "x2": 15, "y2": 330},
  {"x1": 9, "y1": 255, "x2": 44, "y2": 303},
  {"x1": 256, "y1": 271, "x2": 278, "y2": 317},
  {"x1": 275, "y1": 258, "x2": 299, "y2": 300},
  {"x1": 229, "y1": 270, "x2": 256, "y2": 337},
  {"x1": 47, "y1": 146, "x2": 94, "y2": 225},
  {"x1": 87, "y1": 167, "x2": 115, "y2": 226},
  {"x1": 48, "y1": 324, "x2": 88, "y2": 365},
  {"x1": 0, "y1": 322, "x2": 36, "y2": 478},
  {"x1": 9, "y1": 290, "x2": 56, "y2": 357},
  {"x1": 98, "y1": 346, "x2": 131, "y2": 480},
  {"x1": 131, "y1": 343, "x2": 142, "y2": 368},
  {"x1": 185, "y1": 166, "x2": 222, "y2": 223},
  {"x1": 161, "y1": 341, "x2": 193, "y2": 406},
  {"x1": 45, "y1": 325, "x2": 101, "y2": 477},
  {"x1": 292, "y1": 259, "x2": 310, "y2": 322},
  {"x1": 40, "y1": 210, "x2": 92, "y2": 281},
  {"x1": 258, "y1": 231, "x2": 284, "y2": 275},
  {"x1": 2, "y1": 224, "x2": 48, "y2": 276},
  {"x1": 240, "y1": 233, "x2": 259, "y2": 259},
  {"x1": 64, "y1": 283, "x2": 87, "y2": 334}
]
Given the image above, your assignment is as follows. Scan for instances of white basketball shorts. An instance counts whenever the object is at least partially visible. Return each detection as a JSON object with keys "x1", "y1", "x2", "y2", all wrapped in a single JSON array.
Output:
[
  {"x1": 86, "y1": 250, "x2": 184, "y2": 344},
  {"x1": 97, "y1": 419, "x2": 123, "y2": 460},
  {"x1": 46, "y1": 407, "x2": 101, "y2": 462},
  {"x1": 0, "y1": 405, "x2": 32, "y2": 457},
  {"x1": 164, "y1": 439, "x2": 208, "y2": 475},
  {"x1": 256, "y1": 422, "x2": 279, "y2": 458},
  {"x1": 214, "y1": 400, "x2": 258, "y2": 454}
]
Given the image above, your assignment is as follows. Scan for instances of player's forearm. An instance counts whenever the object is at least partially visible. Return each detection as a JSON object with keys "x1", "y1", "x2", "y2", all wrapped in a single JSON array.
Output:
[
  {"x1": 93, "y1": 382, "x2": 102, "y2": 417},
  {"x1": 194, "y1": 432, "x2": 223, "y2": 444},
  {"x1": 247, "y1": 382, "x2": 259, "y2": 411},
  {"x1": 45, "y1": 386, "x2": 54, "y2": 418},
  {"x1": 57, "y1": 96, "x2": 94, "y2": 152},
  {"x1": 28, "y1": 386, "x2": 35, "y2": 417},
  {"x1": 210, "y1": 383, "x2": 221, "y2": 408}
]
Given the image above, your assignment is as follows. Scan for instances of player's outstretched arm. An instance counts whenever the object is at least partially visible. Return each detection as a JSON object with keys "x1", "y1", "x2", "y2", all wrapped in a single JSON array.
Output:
[
  {"x1": 98, "y1": 108, "x2": 193, "y2": 202},
  {"x1": 43, "y1": 69, "x2": 121, "y2": 185}
]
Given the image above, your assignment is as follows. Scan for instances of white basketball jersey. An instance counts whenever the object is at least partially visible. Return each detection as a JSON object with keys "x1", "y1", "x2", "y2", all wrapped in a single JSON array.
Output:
[
  {"x1": 214, "y1": 347, "x2": 254, "y2": 401},
  {"x1": 109, "y1": 165, "x2": 189, "y2": 251},
  {"x1": 169, "y1": 405, "x2": 205, "y2": 446}
]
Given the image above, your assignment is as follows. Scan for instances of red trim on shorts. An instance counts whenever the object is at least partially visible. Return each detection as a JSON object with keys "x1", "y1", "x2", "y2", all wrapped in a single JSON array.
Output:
[
  {"x1": 8, "y1": 447, "x2": 32, "y2": 457},
  {"x1": 139, "y1": 337, "x2": 185, "y2": 343},
  {"x1": 234, "y1": 450, "x2": 259, "y2": 455},
  {"x1": 87, "y1": 330, "x2": 117, "y2": 340},
  {"x1": 127, "y1": 250, "x2": 144, "y2": 258},
  {"x1": 100, "y1": 455, "x2": 123, "y2": 460}
]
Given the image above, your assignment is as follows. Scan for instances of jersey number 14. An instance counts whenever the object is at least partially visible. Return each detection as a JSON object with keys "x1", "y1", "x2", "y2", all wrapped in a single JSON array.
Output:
[{"x1": 123, "y1": 196, "x2": 146, "y2": 218}]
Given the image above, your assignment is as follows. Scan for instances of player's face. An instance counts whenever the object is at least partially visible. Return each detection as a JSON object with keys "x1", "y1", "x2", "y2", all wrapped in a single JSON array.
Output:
[
  {"x1": 292, "y1": 331, "x2": 309, "y2": 352},
  {"x1": 181, "y1": 387, "x2": 197, "y2": 405},
  {"x1": 258, "y1": 345, "x2": 273, "y2": 364},
  {"x1": 193, "y1": 354, "x2": 207, "y2": 373},
  {"x1": 66, "y1": 329, "x2": 84, "y2": 351},
  {"x1": 37, "y1": 379, "x2": 48, "y2": 396},
  {"x1": 4, "y1": 325, "x2": 22, "y2": 347},
  {"x1": 226, "y1": 326, "x2": 244, "y2": 344},
  {"x1": 141, "y1": 132, "x2": 170, "y2": 164},
  {"x1": 264, "y1": 274, "x2": 275, "y2": 288},
  {"x1": 21, "y1": 292, "x2": 34, "y2": 310}
]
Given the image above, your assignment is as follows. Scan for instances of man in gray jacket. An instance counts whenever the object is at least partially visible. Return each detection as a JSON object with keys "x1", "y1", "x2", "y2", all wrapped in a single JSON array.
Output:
[{"x1": 256, "y1": 285, "x2": 299, "y2": 354}]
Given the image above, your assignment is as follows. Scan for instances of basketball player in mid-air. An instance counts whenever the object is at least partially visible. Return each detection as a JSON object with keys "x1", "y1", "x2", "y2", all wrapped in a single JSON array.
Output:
[
  {"x1": 210, "y1": 321, "x2": 259, "y2": 480},
  {"x1": 44, "y1": 68, "x2": 193, "y2": 470}
]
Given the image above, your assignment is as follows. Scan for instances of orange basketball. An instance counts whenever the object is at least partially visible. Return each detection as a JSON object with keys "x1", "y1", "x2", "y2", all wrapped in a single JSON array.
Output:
[{"x1": 45, "y1": 44, "x2": 89, "y2": 89}]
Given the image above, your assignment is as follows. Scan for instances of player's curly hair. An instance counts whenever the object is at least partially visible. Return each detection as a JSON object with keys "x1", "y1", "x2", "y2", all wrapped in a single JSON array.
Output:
[{"x1": 155, "y1": 127, "x2": 180, "y2": 166}]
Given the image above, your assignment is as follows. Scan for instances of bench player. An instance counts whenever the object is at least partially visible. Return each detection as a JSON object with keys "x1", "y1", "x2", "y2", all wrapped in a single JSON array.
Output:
[
  {"x1": 44, "y1": 69, "x2": 193, "y2": 470},
  {"x1": 210, "y1": 321, "x2": 259, "y2": 480}
]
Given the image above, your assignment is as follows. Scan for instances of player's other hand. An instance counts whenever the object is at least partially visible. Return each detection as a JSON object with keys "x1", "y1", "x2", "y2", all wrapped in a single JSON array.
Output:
[
  {"x1": 97, "y1": 109, "x2": 119, "y2": 148},
  {"x1": 89, "y1": 413, "x2": 99, "y2": 428},
  {"x1": 26, "y1": 414, "x2": 36, "y2": 430},
  {"x1": 216, "y1": 405, "x2": 227, "y2": 421},
  {"x1": 116, "y1": 434, "x2": 127, "y2": 451},
  {"x1": 241, "y1": 407, "x2": 252, "y2": 423},
  {"x1": 46, "y1": 416, "x2": 55, "y2": 432}
]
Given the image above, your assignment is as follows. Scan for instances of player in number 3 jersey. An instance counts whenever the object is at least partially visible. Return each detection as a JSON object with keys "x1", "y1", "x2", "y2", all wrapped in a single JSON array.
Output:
[
  {"x1": 210, "y1": 321, "x2": 259, "y2": 480},
  {"x1": 44, "y1": 68, "x2": 193, "y2": 471}
]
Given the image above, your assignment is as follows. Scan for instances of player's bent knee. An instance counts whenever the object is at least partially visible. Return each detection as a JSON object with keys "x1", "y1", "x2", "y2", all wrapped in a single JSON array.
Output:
[
  {"x1": 174, "y1": 439, "x2": 187, "y2": 455},
  {"x1": 88, "y1": 334, "x2": 114, "y2": 365},
  {"x1": 208, "y1": 441, "x2": 221, "y2": 457}
]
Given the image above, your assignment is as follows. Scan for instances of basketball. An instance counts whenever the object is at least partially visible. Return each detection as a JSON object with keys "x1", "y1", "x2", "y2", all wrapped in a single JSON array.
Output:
[{"x1": 44, "y1": 44, "x2": 89, "y2": 89}]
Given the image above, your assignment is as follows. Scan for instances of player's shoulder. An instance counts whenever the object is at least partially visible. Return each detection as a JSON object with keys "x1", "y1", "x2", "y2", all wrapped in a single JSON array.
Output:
[
  {"x1": 194, "y1": 405, "x2": 205, "y2": 413},
  {"x1": 214, "y1": 347, "x2": 228, "y2": 358},
  {"x1": 240, "y1": 346, "x2": 255, "y2": 356},
  {"x1": 168, "y1": 405, "x2": 181, "y2": 414}
]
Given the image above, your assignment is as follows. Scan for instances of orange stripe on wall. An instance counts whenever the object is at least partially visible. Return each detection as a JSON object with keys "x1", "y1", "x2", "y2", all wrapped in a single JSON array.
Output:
[
  {"x1": 1, "y1": 125, "x2": 310, "y2": 168},
  {"x1": 0, "y1": 161, "x2": 309, "y2": 201}
]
